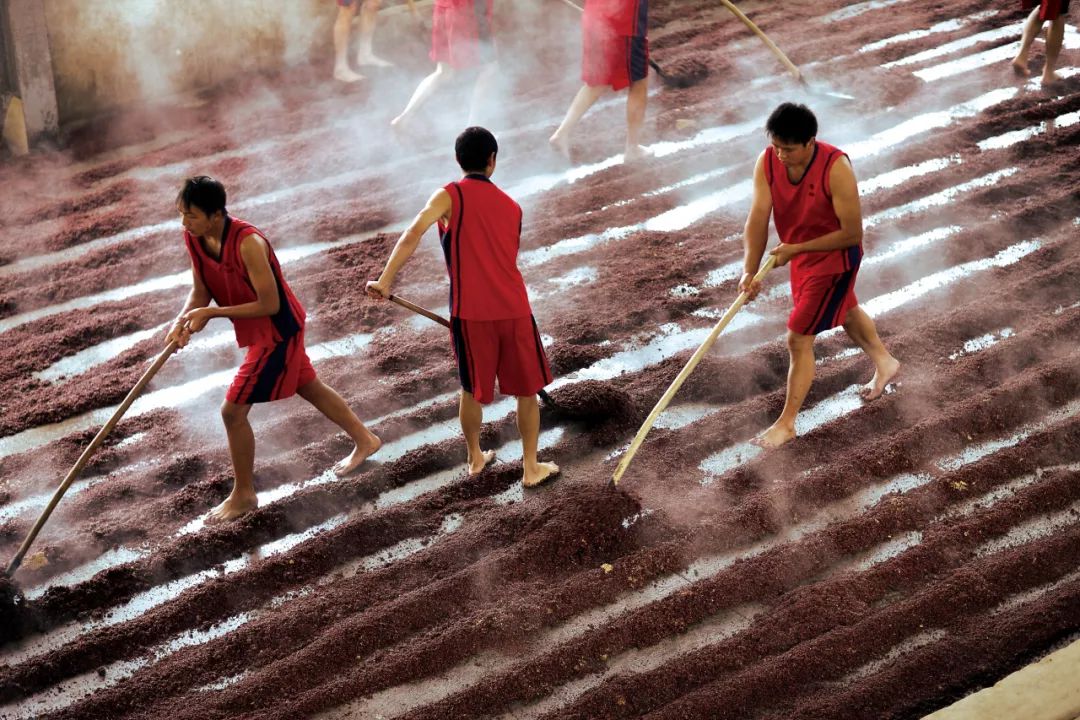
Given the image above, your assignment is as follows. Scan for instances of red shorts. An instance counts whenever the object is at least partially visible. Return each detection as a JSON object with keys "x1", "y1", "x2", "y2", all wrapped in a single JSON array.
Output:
[
  {"x1": 582, "y1": 31, "x2": 649, "y2": 91},
  {"x1": 450, "y1": 315, "x2": 553, "y2": 405},
  {"x1": 788, "y1": 268, "x2": 859, "y2": 336},
  {"x1": 1021, "y1": 0, "x2": 1070, "y2": 20},
  {"x1": 431, "y1": 0, "x2": 494, "y2": 69},
  {"x1": 226, "y1": 333, "x2": 317, "y2": 405}
]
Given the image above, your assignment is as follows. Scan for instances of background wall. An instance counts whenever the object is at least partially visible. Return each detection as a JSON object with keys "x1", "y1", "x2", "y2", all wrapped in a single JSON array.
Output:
[{"x1": 42, "y1": 0, "x2": 341, "y2": 125}]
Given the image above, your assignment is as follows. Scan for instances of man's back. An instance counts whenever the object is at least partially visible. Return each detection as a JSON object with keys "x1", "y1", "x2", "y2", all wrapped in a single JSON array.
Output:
[{"x1": 439, "y1": 174, "x2": 531, "y2": 321}]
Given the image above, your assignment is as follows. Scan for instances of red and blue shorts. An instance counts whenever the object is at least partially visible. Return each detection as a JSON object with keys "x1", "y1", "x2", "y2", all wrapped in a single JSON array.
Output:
[
  {"x1": 788, "y1": 268, "x2": 859, "y2": 336},
  {"x1": 1021, "y1": 0, "x2": 1070, "y2": 20},
  {"x1": 226, "y1": 333, "x2": 317, "y2": 405},
  {"x1": 431, "y1": 0, "x2": 494, "y2": 69},
  {"x1": 582, "y1": 30, "x2": 649, "y2": 91},
  {"x1": 450, "y1": 315, "x2": 553, "y2": 405}
]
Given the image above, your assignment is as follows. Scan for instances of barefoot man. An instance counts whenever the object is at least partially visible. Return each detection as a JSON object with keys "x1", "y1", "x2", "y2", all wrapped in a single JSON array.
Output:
[
  {"x1": 333, "y1": 0, "x2": 394, "y2": 83},
  {"x1": 1011, "y1": 0, "x2": 1071, "y2": 85},
  {"x1": 366, "y1": 128, "x2": 560, "y2": 487},
  {"x1": 740, "y1": 103, "x2": 900, "y2": 449},
  {"x1": 549, "y1": 0, "x2": 650, "y2": 162},
  {"x1": 391, "y1": 0, "x2": 497, "y2": 129},
  {"x1": 168, "y1": 176, "x2": 381, "y2": 521}
]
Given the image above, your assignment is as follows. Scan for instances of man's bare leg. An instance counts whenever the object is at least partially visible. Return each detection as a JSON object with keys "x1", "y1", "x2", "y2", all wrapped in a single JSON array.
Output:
[
  {"x1": 517, "y1": 395, "x2": 559, "y2": 487},
  {"x1": 1012, "y1": 8, "x2": 1043, "y2": 77},
  {"x1": 548, "y1": 84, "x2": 605, "y2": 159},
  {"x1": 297, "y1": 379, "x2": 382, "y2": 475},
  {"x1": 623, "y1": 76, "x2": 651, "y2": 162},
  {"x1": 1042, "y1": 16, "x2": 1066, "y2": 84},
  {"x1": 392, "y1": 63, "x2": 452, "y2": 128},
  {"x1": 334, "y1": 3, "x2": 365, "y2": 82},
  {"x1": 460, "y1": 391, "x2": 495, "y2": 474},
  {"x1": 467, "y1": 62, "x2": 499, "y2": 126},
  {"x1": 842, "y1": 305, "x2": 901, "y2": 400},
  {"x1": 356, "y1": 0, "x2": 393, "y2": 67},
  {"x1": 212, "y1": 401, "x2": 260, "y2": 522},
  {"x1": 753, "y1": 331, "x2": 815, "y2": 449}
]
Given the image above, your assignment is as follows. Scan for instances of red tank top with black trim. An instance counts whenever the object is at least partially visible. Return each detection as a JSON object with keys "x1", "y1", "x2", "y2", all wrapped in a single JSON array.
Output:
[
  {"x1": 438, "y1": 175, "x2": 532, "y2": 321},
  {"x1": 184, "y1": 216, "x2": 305, "y2": 347},
  {"x1": 766, "y1": 140, "x2": 862, "y2": 277}
]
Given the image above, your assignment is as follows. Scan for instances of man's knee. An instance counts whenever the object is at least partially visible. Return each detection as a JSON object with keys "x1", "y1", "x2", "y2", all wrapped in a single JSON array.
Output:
[
  {"x1": 786, "y1": 330, "x2": 815, "y2": 353},
  {"x1": 363, "y1": 0, "x2": 381, "y2": 9},
  {"x1": 221, "y1": 401, "x2": 249, "y2": 428}
]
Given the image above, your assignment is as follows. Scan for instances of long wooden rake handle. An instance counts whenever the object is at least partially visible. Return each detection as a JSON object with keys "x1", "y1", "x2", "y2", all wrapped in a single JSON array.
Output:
[
  {"x1": 719, "y1": 0, "x2": 804, "y2": 83},
  {"x1": 389, "y1": 294, "x2": 450, "y2": 328},
  {"x1": 5, "y1": 340, "x2": 180, "y2": 577},
  {"x1": 611, "y1": 255, "x2": 777, "y2": 485}
]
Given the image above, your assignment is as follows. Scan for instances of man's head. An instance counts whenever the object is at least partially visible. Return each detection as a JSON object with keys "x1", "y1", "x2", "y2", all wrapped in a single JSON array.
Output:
[
  {"x1": 455, "y1": 127, "x2": 498, "y2": 176},
  {"x1": 176, "y1": 176, "x2": 227, "y2": 236},
  {"x1": 766, "y1": 103, "x2": 818, "y2": 168}
]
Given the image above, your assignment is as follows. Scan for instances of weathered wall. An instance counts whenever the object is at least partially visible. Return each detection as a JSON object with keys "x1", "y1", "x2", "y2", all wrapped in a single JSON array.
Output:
[{"x1": 43, "y1": 0, "x2": 332, "y2": 124}]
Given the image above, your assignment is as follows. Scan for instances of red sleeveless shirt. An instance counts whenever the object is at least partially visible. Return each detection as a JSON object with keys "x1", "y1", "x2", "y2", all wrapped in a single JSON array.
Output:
[
  {"x1": 438, "y1": 175, "x2": 532, "y2": 321},
  {"x1": 184, "y1": 216, "x2": 305, "y2": 348},
  {"x1": 766, "y1": 140, "x2": 862, "y2": 277}
]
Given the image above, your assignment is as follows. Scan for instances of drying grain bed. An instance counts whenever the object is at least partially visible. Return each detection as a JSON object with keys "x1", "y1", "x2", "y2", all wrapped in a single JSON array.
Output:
[{"x1": 1, "y1": 1, "x2": 1079, "y2": 718}]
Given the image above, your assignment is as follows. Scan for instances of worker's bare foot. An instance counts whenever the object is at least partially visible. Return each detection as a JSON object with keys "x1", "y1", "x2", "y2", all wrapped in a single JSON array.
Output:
[
  {"x1": 468, "y1": 449, "x2": 496, "y2": 475},
  {"x1": 548, "y1": 132, "x2": 571, "y2": 160},
  {"x1": 861, "y1": 357, "x2": 901, "y2": 400},
  {"x1": 523, "y1": 461, "x2": 560, "y2": 488},
  {"x1": 334, "y1": 434, "x2": 382, "y2": 476},
  {"x1": 750, "y1": 423, "x2": 796, "y2": 449},
  {"x1": 623, "y1": 144, "x2": 653, "y2": 163},
  {"x1": 1041, "y1": 68, "x2": 1061, "y2": 86},
  {"x1": 207, "y1": 491, "x2": 258, "y2": 523},
  {"x1": 357, "y1": 52, "x2": 393, "y2": 68},
  {"x1": 334, "y1": 65, "x2": 365, "y2": 83},
  {"x1": 1011, "y1": 57, "x2": 1031, "y2": 77}
]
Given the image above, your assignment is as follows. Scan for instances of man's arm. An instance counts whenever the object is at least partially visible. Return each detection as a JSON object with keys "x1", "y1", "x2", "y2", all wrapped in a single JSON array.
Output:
[
  {"x1": 166, "y1": 260, "x2": 212, "y2": 347},
  {"x1": 739, "y1": 151, "x2": 773, "y2": 300},
  {"x1": 183, "y1": 234, "x2": 280, "y2": 333},
  {"x1": 366, "y1": 188, "x2": 453, "y2": 299},
  {"x1": 772, "y1": 156, "x2": 862, "y2": 266}
]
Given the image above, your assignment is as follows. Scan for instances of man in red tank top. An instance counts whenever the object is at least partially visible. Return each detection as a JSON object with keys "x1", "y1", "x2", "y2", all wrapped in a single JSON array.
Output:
[
  {"x1": 391, "y1": 0, "x2": 497, "y2": 130},
  {"x1": 366, "y1": 128, "x2": 559, "y2": 488},
  {"x1": 167, "y1": 177, "x2": 382, "y2": 522},
  {"x1": 549, "y1": 0, "x2": 651, "y2": 163},
  {"x1": 739, "y1": 104, "x2": 900, "y2": 449}
]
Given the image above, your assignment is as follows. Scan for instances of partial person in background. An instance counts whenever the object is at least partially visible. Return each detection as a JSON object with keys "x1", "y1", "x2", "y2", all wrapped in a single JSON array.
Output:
[
  {"x1": 366, "y1": 128, "x2": 560, "y2": 488},
  {"x1": 391, "y1": 0, "x2": 497, "y2": 129},
  {"x1": 550, "y1": 0, "x2": 650, "y2": 163},
  {"x1": 170, "y1": 177, "x2": 381, "y2": 522},
  {"x1": 1011, "y1": 0, "x2": 1071, "y2": 85},
  {"x1": 333, "y1": 0, "x2": 393, "y2": 83},
  {"x1": 739, "y1": 104, "x2": 900, "y2": 449}
]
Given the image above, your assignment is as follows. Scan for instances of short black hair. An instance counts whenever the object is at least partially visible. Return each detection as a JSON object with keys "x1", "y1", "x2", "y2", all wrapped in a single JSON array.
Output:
[
  {"x1": 455, "y1": 127, "x2": 498, "y2": 173},
  {"x1": 765, "y1": 103, "x2": 818, "y2": 145},
  {"x1": 177, "y1": 176, "x2": 227, "y2": 216}
]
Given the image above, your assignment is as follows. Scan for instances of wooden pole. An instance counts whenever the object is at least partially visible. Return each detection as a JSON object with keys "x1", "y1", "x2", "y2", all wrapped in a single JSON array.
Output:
[
  {"x1": 389, "y1": 294, "x2": 450, "y2": 329},
  {"x1": 6, "y1": 341, "x2": 180, "y2": 576},
  {"x1": 719, "y1": 0, "x2": 804, "y2": 84},
  {"x1": 612, "y1": 255, "x2": 777, "y2": 485}
]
